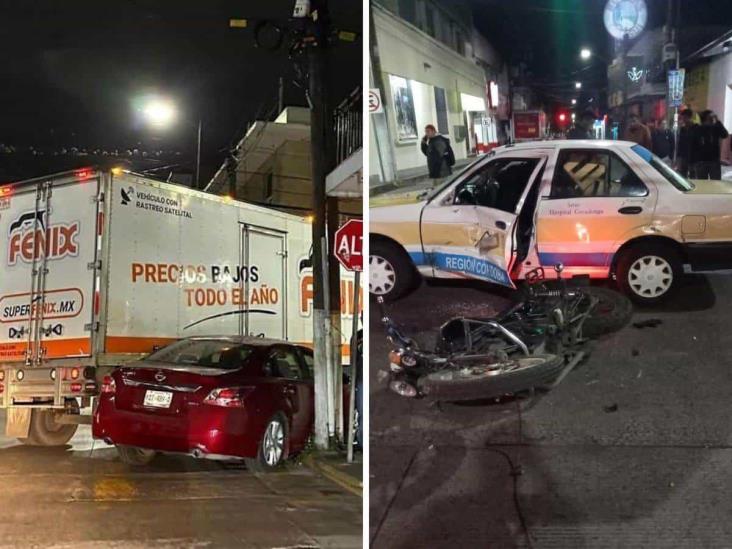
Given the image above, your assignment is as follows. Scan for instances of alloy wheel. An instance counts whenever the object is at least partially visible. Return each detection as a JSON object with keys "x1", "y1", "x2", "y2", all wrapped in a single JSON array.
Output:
[
  {"x1": 263, "y1": 419, "x2": 284, "y2": 467},
  {"x1": 628, "y1": 255, "x2": 673, "y2": 298},
  {"x1": 370, "y1": 254, "x2": 396, "y2": 295}
]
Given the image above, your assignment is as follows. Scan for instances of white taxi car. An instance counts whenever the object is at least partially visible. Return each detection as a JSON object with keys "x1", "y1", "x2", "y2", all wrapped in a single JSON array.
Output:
[{"x1": 370, "y1": 140, "x2": 732, "y2": 304}]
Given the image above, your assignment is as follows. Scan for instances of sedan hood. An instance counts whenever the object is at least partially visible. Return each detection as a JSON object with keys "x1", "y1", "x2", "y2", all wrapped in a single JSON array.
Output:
[{"x1": 687, "y1": 179, "x2": 732, "y2": 195}]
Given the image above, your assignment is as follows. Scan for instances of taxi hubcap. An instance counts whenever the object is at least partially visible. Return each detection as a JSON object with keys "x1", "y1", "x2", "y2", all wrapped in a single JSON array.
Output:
[
  {"x1": 370, "y1": 255, "x2": 396, "y2": 295},
  {"x1": 263, "y1": 420, "x2": 284, "y2": 466},
  {"x1": 628, "y1": 255, "x2": 672, "y2": 298}
]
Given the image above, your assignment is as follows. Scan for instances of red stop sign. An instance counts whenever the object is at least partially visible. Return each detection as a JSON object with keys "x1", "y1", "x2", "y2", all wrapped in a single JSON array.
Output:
[{"x1": 334, "y1": 219, "x2": 363, "y2": 272}]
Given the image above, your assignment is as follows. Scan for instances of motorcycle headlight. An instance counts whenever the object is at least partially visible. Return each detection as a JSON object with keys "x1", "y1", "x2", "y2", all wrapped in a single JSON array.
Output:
[{"x1": 389, "y1": 380, "x2": 418, "y2": 398}]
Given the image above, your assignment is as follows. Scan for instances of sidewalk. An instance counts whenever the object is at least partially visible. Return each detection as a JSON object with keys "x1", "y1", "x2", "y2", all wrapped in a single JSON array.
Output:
[
  {"x1": 303, "y1": 451, "x2": 363, "y2": 497},
  {"x1": 370, "y1": 157, "x2": 473, "y2": 198}
]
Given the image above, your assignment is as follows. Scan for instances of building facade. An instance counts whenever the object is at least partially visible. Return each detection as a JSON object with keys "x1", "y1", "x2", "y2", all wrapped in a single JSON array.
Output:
[{"x1": 369, "y1": 0, "x2": 506, "y2": 189}]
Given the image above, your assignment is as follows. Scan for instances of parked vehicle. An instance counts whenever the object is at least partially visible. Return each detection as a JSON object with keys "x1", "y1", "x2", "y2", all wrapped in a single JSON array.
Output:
[
  {"x1": 0, "y1": 169, "x2": 355, "y2": 445},
  {"x1": 381, "y1": 265, "x2": 631, "y2": 401},
  {"x1": 370, "y1": 140, "x2": 732, "y2": 304},
  {"x1": 93, "y1": 336, "x2": 329, "y2": 471}
]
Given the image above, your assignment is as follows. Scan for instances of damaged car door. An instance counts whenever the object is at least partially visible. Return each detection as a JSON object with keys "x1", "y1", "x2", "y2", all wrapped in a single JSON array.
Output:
[{"x1": 419, "y1": 153, "x2": 548, "y2": 288}]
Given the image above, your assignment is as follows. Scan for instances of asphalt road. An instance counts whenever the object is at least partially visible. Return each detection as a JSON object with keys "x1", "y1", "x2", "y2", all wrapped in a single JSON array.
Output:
[
  {"x1": 370, "y1": 273, "x2": 732, "y2": 548},
  {"x1": 0, "y1": 412, "x2": 362, "y2": 548}
]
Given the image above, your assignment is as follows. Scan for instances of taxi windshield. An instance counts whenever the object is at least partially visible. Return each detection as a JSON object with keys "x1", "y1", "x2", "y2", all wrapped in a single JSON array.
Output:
[{"x1": 631, "y1": 144, "x2": 695, "y2": 192}]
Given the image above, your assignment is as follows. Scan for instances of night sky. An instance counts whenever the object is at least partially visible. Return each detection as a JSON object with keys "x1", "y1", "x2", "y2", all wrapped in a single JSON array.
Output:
[
  {"x1": 0, "y1": 0, "x2": 361, "y2": 171},
  {"x1": 472, "y1": 0, "x2": 732, "y2": 103}
]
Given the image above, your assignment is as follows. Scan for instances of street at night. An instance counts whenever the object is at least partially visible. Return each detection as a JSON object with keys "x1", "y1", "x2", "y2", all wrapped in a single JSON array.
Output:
[
  {"x1": 0, "y1": 413, "x2": 362, "y2": 548},
  {"x1": 369, "y1": 0, "x2": 732, "y2": 545},
  {"x1": 0, "y1": 1, "x2": 363, "y2": 547},
  {"x1": 370, "y1": 273, "x2": 732, "y2": 547}
]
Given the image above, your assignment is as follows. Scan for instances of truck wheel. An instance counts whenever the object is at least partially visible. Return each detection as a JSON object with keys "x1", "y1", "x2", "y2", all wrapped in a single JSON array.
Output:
[
  {"x1": 245, "y1": 414, "x2": 288, "y2": 473},
  {"x1": 117, "y1": 445, "x2": 157, "y2": 466},
  {"x1": 18, "y1": 403, "x2": 79, "y2": 447},
  {"x1": 370, "y1": 241, "x2": 416, "y2": 302},
  {"x1": 616, "y1": 243, "x2": 682, "y2": 305}
]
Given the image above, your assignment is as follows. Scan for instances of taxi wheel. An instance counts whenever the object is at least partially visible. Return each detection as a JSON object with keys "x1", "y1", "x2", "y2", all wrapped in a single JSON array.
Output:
[
  {"x1": 370, "y1": 241, "x2": 416, "y2": 302},
  {"x1": 616, "y1": 243, "x2": 682, "y2": 305}
]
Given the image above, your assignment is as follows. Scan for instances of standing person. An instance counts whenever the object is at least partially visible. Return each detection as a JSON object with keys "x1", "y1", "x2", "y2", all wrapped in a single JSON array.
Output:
[
  {"x1": 675, "y1": 109, "x2": 695, "y2": 177},
  {"x1": 690, "y1": 110, "x2": 729, "y2": 180},
  {"x1": 651, "y1": 118, "x2": 675, "y2": 161},
  {"x1": 623, "y1": 113, "x2": 652, "y2": 149},
  {"x1": 420, "y1": 124, "x2": 455, "y2": 184}
]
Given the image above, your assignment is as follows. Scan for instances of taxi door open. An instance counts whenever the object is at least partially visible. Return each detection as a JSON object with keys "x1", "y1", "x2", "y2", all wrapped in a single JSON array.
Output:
[{"x1": 419, "y1": 152, "x2": 548, "y2": 288}]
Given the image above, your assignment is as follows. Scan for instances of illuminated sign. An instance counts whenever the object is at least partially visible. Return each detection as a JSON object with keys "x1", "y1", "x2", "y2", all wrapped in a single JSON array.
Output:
[
  {"x1": 603, "y1": 0, "x2": 647, "y2": 40},
  {"x1": 627, "y1": 67, "x2": 645, "y2": 82}
]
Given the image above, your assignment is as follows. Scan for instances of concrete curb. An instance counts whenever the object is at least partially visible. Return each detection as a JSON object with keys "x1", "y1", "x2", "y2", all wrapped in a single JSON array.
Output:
[{"x1": 303, "y1": 454, "x2": 362, "y2": 497}]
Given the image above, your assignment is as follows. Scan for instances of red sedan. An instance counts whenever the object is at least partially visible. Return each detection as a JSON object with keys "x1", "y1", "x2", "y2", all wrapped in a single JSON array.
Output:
[{"x1": 93, "y1": 337, "x2": 320, "y2": 471}]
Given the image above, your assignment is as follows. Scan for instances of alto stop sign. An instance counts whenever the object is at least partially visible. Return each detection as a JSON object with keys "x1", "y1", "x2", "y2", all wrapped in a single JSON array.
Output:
[{"x1": 334, "y1": 219, "x2": 363, "y2": 272}]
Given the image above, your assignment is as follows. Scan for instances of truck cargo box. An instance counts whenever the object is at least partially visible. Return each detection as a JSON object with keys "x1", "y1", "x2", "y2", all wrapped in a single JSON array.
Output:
[{"x1": 0, "y1": 169, "x2": 357, "y2": 412}]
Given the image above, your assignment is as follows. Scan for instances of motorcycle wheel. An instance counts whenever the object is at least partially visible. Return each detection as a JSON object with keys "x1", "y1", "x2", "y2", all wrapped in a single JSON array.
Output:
[
  {"x1": 581, "y1": 286, "x2": 633, "y2": 338},
  {"x1": 417, "y1": 354, "x2": 565, "y2": 402}
]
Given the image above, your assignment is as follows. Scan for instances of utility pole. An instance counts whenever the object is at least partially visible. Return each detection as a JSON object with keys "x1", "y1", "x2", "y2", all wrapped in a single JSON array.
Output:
[
  {"x1": 307, "y1": 0, "x2": 331, "y2": 450},
  {"x1": 278, "y1": 76, "x2": 285, "y2": 114},
  {"x1": 327, "y1": 195, "x2": 343, "y2": 440},
  {"x1": 195, "y1": 119, "x2": 202, "y2": 189}
]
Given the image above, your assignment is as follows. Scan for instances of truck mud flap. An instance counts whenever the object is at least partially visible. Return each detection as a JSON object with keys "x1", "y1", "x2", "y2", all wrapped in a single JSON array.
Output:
[{"x1": 5, "y1": 408, "x2": 31, "y2": 438}]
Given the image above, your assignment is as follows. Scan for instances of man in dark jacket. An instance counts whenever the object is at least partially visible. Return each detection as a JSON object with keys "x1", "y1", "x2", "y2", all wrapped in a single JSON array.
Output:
[
  {"x1": 690, "y1": 110, "x2": 729, "y2": 179},
  {"x1": 651, "y1": 118, "x2": 674, "y2": 160},
  {"x1": 421, "y1": 124, "x2": 455, "y2": 181},
  {"x1": 675, "y1": 109, "x2": 695, "y2": 177}
]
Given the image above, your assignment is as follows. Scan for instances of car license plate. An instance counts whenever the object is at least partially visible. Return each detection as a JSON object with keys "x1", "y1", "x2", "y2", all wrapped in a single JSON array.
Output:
[{"x1": 144, "y1": 390, "x2": 173, "y2": 408}]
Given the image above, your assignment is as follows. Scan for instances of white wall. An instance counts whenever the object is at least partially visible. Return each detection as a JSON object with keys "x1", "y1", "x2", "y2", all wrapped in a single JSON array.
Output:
[
  {"x1": 373, "y1": 3, "x2": 486, "y2": 176},
  {"x1": 707, "y1": 52, "x2": 732, "y2": 162}
]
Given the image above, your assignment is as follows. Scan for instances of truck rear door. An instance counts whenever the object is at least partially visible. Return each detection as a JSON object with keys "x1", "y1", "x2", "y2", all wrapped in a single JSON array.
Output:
[
  {"x1": 241, "y1": 225, "x2": 287, "y2": 339},
  {"x1": 0, "y1": 170, "x2": 100, "y2": 363}
]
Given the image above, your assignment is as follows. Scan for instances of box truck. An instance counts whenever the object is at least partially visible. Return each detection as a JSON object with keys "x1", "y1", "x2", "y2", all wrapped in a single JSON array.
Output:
[{"x1": 0, "y1": 168, "x2": 356, "y2": 444}]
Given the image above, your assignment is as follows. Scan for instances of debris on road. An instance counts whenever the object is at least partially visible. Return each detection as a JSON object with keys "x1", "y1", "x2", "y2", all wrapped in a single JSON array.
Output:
[
  {"x1": 632, "y1": 318, "x2": 663, "y2": 329},
  {"x1": 603, "y1": 403, "x2": 619, "y2": 413}
]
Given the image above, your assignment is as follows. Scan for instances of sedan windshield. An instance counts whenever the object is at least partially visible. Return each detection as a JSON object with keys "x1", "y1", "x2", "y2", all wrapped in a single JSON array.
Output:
[
  {"x1": 146, "y1": 339, "x2": 256, "y2": 369},
  {"x1": 631, "y1": 144, "x2": 694, "y2": 192}
]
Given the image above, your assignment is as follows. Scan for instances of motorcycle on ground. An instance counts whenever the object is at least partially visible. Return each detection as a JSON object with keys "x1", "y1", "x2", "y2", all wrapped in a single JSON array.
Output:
[{"x1": 380, "y1": 264, "x2": 632, "y2": 402}]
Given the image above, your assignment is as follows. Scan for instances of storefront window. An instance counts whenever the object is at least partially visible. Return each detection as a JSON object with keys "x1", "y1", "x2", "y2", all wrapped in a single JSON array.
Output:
[{"x1": 389, "y1": 75, "x2": 418, "y2": 140}]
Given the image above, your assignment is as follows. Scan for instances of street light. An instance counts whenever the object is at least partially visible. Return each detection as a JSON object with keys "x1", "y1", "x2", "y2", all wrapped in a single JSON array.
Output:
[
  {"x1": 571, "y1": 99, "x2": 577, "y2": 105},
  {"x1": 575, "y1": 81, "x2": 582, "y2": 89},
  {"x1": 580, "y1": 47, "x2": 592, "y2": 60},
  {"x1": 142, "y1": 99, "x2": 176, "y2": 127},
  {"x1": 140, "y1": 97, "x2": 202, "y2": 189}
]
